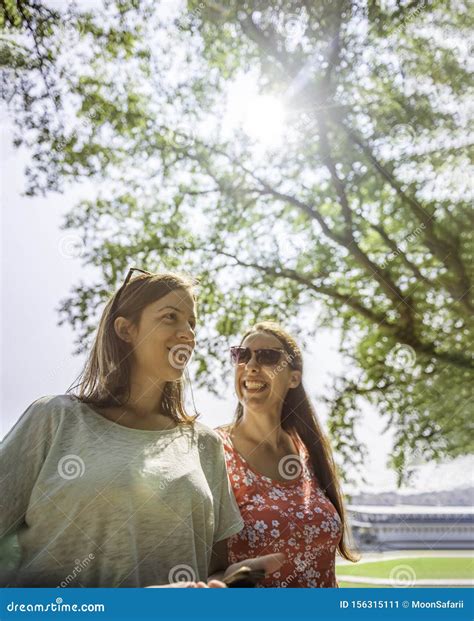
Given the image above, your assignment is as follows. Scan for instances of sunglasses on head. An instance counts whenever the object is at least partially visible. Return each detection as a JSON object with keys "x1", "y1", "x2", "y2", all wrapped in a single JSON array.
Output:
[
  {"x1": 230, "y1": 346, "x2": 290, "y2": 367},
  {"x1": 111, "y1": 267, "x2": 152, "y2": 316}
]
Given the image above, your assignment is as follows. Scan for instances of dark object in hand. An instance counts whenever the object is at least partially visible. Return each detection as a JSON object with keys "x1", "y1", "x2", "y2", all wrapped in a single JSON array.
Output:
[{"x1": 223, "y1": 566, "x2": 266, "y2": 588}]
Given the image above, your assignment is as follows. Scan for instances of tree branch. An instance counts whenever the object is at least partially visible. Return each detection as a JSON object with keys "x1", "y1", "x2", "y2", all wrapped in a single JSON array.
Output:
[
  {"x1": 317, "y1": 113, "x2": 415, "y2": 329},
  {"x1": 369, "y1": 222, "x2": 433, "y2": 285},
  {"x1": 211, "y1": 248, "x2": 473, "y2": 369},
  {"x1": 337, "y1": 121, "x2": 473, "y2": 312}
]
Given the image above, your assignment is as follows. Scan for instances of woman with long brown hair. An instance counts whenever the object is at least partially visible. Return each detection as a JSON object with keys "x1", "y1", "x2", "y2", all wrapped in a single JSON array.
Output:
[
  {"x1": 0, "y1": 270, "x2": 283, "y2": 588},
  {"x1": 216, "y1": 321, "x2": 358, "y2": 588}
]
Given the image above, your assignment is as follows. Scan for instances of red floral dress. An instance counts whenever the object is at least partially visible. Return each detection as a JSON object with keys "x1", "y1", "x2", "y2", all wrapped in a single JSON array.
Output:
[{"x1": 216, "y1": 428, "x2": 341, "y2": 588}]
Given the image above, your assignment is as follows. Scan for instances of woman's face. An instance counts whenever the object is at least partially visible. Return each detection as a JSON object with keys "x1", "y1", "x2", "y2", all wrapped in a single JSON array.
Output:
[
  {"x1": 234, "y1": 332, "x2": 301, "y2": 411},
  {"x1": 115, "y1": 287, "x2": 197, "y2": 382}
]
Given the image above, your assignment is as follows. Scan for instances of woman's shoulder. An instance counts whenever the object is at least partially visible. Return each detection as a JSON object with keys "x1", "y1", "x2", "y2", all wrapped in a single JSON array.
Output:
[
  {"x1": 192, "y1": 421, "x2": 228, "y2": 447},
  {"x1": 18, "y1": 393, "x2": 75, "y2": 417},
  {"x1": 214, "y1": 425, "x2": 232, "y2": 439},
  {"x1": 213, "y1": 426, "x2": 235, "y2": 451},
  {"x1": 3, "y1": 394, "x2": 78, "y2": 444},
  {"x1": 190, "y1": 423, "x2": 233, "y2": 474},
  {"x1": 24, "y1": 394, "x2": 86, "y2": 418},
  {"x1": 21, "y1": 394, "x2": 97, "y2": 429},
  {"x1": 192, "y1": 422, "x2": 237, "y2": 461},
  {"x1": 28, "y1": 393, "x2": 76, "y2": 408}
]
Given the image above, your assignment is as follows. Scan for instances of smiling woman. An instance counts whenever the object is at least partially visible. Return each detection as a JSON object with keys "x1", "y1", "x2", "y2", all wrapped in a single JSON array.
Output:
[
  {"x1": 73, "y1": 269, "x2": 198, "y2": 425},
  {"x1": 217, "y1": 321, "x2": 359, "y2": 588},
  {"x1": 0, "y1": 270, "x2": 284, "y2": 588}
]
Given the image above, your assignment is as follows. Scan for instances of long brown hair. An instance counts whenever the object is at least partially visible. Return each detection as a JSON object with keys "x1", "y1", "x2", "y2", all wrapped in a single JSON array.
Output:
[
  {"x1": 232, "y1": 321, "x2": 358, "y2": 562},
  {"x1": 68, "y1": 271, "x2": 197, "y2": 425}
]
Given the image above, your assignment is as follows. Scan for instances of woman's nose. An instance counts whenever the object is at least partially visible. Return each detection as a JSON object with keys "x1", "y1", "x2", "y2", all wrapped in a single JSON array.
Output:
[
  {"x1": 177, "y1": 325, "x2": 195, "y2": 342},
  {"x1": 245, "y1": 352, "x2": 259, "y2": 370}
]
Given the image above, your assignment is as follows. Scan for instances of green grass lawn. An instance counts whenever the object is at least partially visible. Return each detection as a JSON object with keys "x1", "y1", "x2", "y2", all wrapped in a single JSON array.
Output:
[
  {"x1": 339, "y1": 581, "x2": 393, "y2": 588},
  {"x1": 337, "y1": 557, "x2": 474, "y2": 587},
  {"x1": 338, "y1": 581, "x2": 467, "y2": 588}
]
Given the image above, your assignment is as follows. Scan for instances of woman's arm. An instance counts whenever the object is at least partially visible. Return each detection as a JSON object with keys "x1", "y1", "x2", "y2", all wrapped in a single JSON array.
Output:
[
  {"x1": 208, "y1": 537, "x2": 229, "y2": 582},
  {"x1": 0, "y1": 397, "x2": 57, "y2": 539},
  {"x1": 208, "y1": 538, "x2": 286, "y2": 584},
  {"x1": 143, "y1": 540, "x2": 230, "y2": 588},
  {"x1": 146, "y1": 581, "x2": 225, "y2": 588}
]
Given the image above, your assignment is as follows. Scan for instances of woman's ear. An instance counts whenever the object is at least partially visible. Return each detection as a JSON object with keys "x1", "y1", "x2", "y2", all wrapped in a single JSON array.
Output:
[
  {"x1": 114, "y1": 316, "x2": 135, "y2": 344},
  {"x1": 289, "y1": 370, "x2": 302, "y2": 389}
]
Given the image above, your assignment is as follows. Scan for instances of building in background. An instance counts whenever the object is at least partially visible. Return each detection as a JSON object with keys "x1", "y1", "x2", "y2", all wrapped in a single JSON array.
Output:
[{"x1": 348, "y1": 504, "x2": 474, "y2": 550}]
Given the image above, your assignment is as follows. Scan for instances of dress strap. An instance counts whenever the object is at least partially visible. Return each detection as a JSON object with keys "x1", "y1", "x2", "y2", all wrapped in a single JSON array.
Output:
[
  {"x1": 290, "y1": 432, "x2": 311, "y2": 463},
  {"x1": 215, "y1": 426, "x2": 234, "y2": 449}
]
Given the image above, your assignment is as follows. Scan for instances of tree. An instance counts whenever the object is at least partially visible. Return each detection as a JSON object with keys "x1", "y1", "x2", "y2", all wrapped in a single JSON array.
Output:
[{"x1": 2, "y1": 0, "x2": 472, "y2": 484}]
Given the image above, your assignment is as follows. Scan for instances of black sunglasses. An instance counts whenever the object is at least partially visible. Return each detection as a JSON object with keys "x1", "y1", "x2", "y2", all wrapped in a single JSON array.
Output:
[
  {"x1": 230, "y1": 346, "x2": 290, "y2": 367},
  {"x1": 111, "y1": 267, "x2": 152, "y2": 316}
]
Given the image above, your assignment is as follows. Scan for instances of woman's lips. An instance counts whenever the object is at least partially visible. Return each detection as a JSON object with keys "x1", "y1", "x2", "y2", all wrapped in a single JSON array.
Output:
[{"x1": 242, "y1": 379, "x2": 268, "y2": 393}]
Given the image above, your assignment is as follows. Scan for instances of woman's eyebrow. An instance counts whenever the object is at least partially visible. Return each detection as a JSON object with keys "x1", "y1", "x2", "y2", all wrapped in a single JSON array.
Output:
[{"x1": 156, "y1": 305, "x2": 197, "y2": 322}]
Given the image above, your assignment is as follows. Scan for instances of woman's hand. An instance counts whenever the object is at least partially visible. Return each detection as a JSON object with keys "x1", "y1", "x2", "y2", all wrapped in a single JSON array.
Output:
[
  {"x1": 146, "y1": 579, "x2": 227, "y2": 588},
  {"x1": 223, "y1": 552, "x2": 286, "y2": 581},
  {"x1": 146, "y1": 559, "x2": 284, "y2": 588}
]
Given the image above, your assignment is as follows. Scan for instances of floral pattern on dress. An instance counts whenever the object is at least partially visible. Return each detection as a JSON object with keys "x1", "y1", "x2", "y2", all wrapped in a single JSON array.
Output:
[{"x1": 216, "y1": 428, "x2": 342, "y2": 588}]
